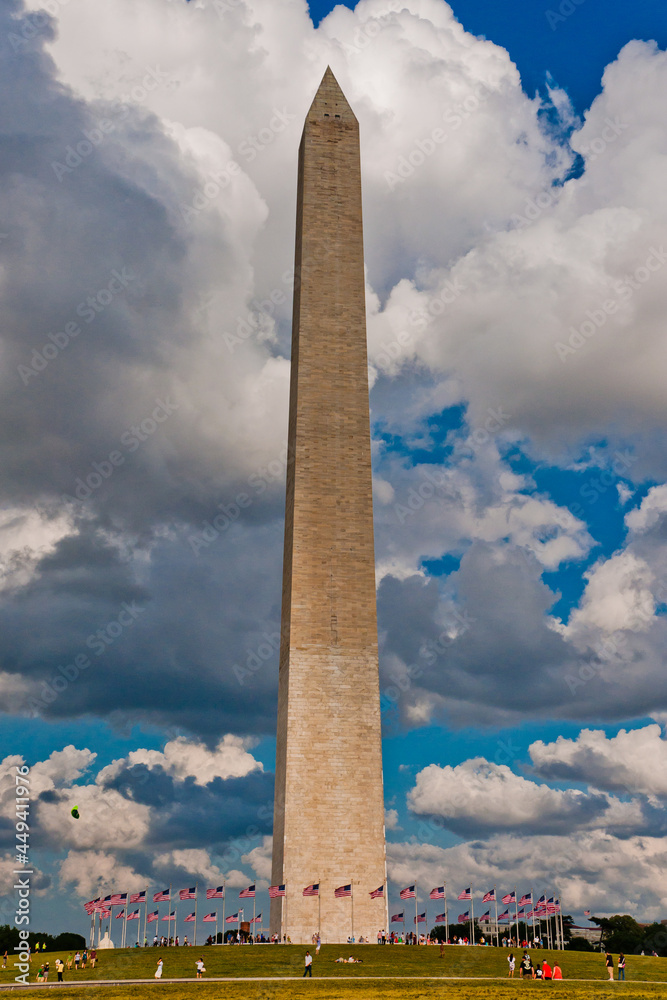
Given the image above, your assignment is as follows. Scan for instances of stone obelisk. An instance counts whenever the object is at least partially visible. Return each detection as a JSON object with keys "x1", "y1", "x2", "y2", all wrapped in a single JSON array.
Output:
[{"x1": 270, "y1": 68, "x2": 386, "y2": 944}]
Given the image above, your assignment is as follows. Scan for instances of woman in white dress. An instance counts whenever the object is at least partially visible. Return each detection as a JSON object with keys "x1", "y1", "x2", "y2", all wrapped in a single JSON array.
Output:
[{"x1": 155, "y1": 958, "x2": 163, "y2": 979}]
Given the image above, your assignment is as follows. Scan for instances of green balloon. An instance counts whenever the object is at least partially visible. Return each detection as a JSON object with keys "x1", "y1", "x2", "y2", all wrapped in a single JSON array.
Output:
[{"x1": 71, "y1": 806, "x2": 80, "y2": 819}]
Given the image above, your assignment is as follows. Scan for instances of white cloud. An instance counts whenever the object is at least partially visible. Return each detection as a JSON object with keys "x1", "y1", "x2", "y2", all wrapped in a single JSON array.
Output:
[
  {"x1": 625, "y1": 485, "x2": 667, "y2": 535},
  {"x1": 242, "y1": 835, "x2": 272, "y2": 881},
  {"x1": 567, "y1": 551, "x2": 655, "y2": 636},
  {"x1": 96, "y1": 735, "x2": 262, "y2": 787},
  {"x1": 153, "y1": 849, "x2": 224, "y2": 882},
  {"x1": 384, "y1": 808, "x2": 399, "y2": 830},
  {"x1": 408, "y1": 757, "x2": 611, "y2": 834},
  {"x1": 530, "y1": 725, "x2": 667, "y2": 797},
  {"x1": 58, "y1": 850, "x2": 146, "y2": 900}
]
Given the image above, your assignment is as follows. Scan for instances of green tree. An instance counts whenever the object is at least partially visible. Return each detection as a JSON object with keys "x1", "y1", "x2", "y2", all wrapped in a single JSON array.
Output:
[{"x1": 591, "y1": 915, "x2": 643, "y2": 953}]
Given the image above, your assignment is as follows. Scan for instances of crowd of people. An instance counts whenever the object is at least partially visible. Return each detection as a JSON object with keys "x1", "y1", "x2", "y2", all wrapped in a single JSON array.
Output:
[{"x1": 507, "y1": 952, "x2": 564, "y2": 980}]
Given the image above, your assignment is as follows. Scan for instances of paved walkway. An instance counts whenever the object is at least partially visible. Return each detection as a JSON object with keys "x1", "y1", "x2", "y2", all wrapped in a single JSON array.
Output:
[{"x1": 1, "y1": 976, "x2": 665, "y2": 990}]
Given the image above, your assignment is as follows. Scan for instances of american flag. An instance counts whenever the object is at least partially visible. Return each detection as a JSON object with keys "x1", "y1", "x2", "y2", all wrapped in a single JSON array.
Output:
[
  {"x1": 524, "y1": 910, "x2": 534, "y2": 919},
  {"x1": 391, "y1": 912, "x2": 404, "y2": 922},
  {"x1": 251, "y1": 914, "x2": 262, "y2": 923},
  {"x1": 239, "y1": 885, "x2": 255, "y2": 899},
  {"x1": 534, "y1": 906, "x2": 547, "y2": 916},
  {"x1": 83, "y1": 898, "x2": 99, "y2": 915},
  {"x1": 207, "y1": 886, "x2": 225, "y2": 900},
  {"x1": 501, "y1": 891, "x2": 516, "y2": 905},
  {"x1": 162, "y1": 911, "x2": 176, "y2": 921},
  {"x1": 519, "y1": 892, "x2": 532, "y2": 906},
  {"x1": 334, "y1": 884, "x2": 352, "y2": 898},
  {"x1": 203, "y1": 913, "x2": 217, "y2": 922},
  {"x1": 98, "y1": 908, "x2": 111, "y2": 919},
  {"x1": 458, "y1": 887, "x2": 472, "y2": 900},
  {"x1": 458, "y1": 911, "x2": 469, "y2": 923},
  {"x1": 370, "y1": 886, "x2": 384, "y2": 899},
  {"x1": 126, "y1": 910, "x2": 140, "y2": 921},
  {"x1": 108, "y1": 892, "x2": 127, "y2": 905},
  {"x1": 153, "y1": 888, "x2": 170, "y2": 903},
  {"x1": 303, "y1": 884, "x2": 319, "y2": 897},
  {"x1": 269, "y1": 885, "x2": 286, "y2": 898},
  {"x1": 147, "y1": 910, "x2": 159, "y2": 923},
  {"x1": 479, "y1": 910, "x2": 491, "y2": 922},
  {"x1": 414, "y1": 912, "x2": 426, "y2": 923},
  {"x1": 434, "y1": 913, "x2": 446, "y2": 923},
  {"x1": 400, "y1": 885, "x2": 416, "y2": 900},
  {"x1": 537, "y1": 894, "x2": 546, "y2": 905},
  {"x1": 225, "y1": 913, "x2": 239, "y2": 923},
  {"x1": 130, "y1": 891, "x2": 146, "y2": 904},
  {"x1": 184, "y1": 913, "x2": 196, "y2": 922},
  {"x1": 115, "y1": 910, "x2": 125, "y2": 919},
  {"x1": 180, "y1": 887, "x2": 197, "y2": 900},
  {"x1": 483, "y1": 889, "x2": 495, "y2": 903},
  {"x1": 584, "y1": 909, "x2": 591, "y2": 917},
  {"x1": 498, "y1": 909, "x2": 510, "y2": 922},
  {"x1": 430, "y1": 886, "x2": 445, "y2": 900},
  {"x1": 547, "y1": 897, "x2": 558, "y2": 913}
]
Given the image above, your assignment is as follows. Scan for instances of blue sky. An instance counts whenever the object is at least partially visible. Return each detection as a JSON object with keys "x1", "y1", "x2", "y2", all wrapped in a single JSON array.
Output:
[{"x1": 1, "y1": 0, "x2": 667, "y2": 941}]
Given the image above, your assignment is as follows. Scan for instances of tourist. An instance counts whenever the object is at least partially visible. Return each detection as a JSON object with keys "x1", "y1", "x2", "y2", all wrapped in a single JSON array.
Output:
[
  {"x1": 36, "y1": 965, "x2": 45, "y2": 982},
  {"x1": 507, "y1": 952, "x2": 515, "y2": 977},
  {"x1": 605, "y1": 952, "x2": 614, "y2": 981},
  {"x1": 175, "y1": 936, "x2": 179, "y2": 947},
  {"x1": 618, "y1": 953, "x2": 626, "y2": 981},
  {"x1": 42, "y1": 962, "x2": 49, "y2": 982},
  {"x1": 56, "y1": 958, "x2": 64, "y2": 982},
  {"x1": 316, "y1": 935, "x2": 321, "y2": 955},
  {"x1": 542, "y1": 959, "x2": 552, "y2": 980},
  {"x1": 81, "y1": 949, "x2": 87, "y2": 969},
  {"x1": 90, "y1": 948, "x2": 97, "y2": 968},
  {"x1": 74, "y1": 952, "x2": 81, "y2": 970},
  {"x1": 196, "y1": 957, "x2": 205, "y2": 978},
  {"x1": 153, "y1": 935, "x2": 158, "y2": 947},
  {"x1": 2, "y1": 951, "x2": 7, "y2": 969},
  {"x1": 303, "y1": 950, "x2": 313, "y2": 977},
  {"x1": 553, "y1": 962, "x2": 563, "y2": 979},
  {"x1": 520, "y1": 951, "x2": 533, "y2": 978},
  {"x1": 66, "y1": 953, "x2": 73, "y2": 970},
  {"x1": 155, "y1": 957, "x2": 163, "y2": 979}
]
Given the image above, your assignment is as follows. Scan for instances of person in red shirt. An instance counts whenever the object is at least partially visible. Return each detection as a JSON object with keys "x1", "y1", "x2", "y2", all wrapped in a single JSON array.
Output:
[
  {"x1": 542, "y1": 959, "x2": 553, "y2": 980},
  {"x1": 553, "y1": 962, "x2": 563, "y2": 979}
]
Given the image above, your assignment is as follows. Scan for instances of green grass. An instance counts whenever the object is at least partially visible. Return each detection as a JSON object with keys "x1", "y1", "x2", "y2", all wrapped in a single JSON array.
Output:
[{"x1": 3, "y1": 943, "x2": 664, "y2": 998}]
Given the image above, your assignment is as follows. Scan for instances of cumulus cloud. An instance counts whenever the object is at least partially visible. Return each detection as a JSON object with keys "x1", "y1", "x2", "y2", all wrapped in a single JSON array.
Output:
[
  {"x1": 530, "y1": 725, "x2": 667, "y2": 797},
  {"x1": 387, "y1": 828, "x2": 667, "y2": 920},
  {"x1": 408, "y1": 757, "x2": 625, "y2": 836}
]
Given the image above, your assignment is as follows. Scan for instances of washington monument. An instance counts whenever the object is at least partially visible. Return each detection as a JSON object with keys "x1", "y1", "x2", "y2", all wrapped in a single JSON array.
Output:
[{"x1": 270, "y1": 68, "x2": 387, "y2": 944}]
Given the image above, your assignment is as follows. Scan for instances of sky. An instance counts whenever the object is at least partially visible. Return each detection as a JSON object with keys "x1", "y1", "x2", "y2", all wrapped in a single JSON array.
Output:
[{"x1": 1, "y1": 0, "x2": 667, "y2": 939}]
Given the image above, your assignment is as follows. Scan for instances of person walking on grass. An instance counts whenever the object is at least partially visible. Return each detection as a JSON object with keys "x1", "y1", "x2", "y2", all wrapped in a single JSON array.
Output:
[
  {"x1": 155, "y1": 957, "x2": 163, "y2": 979},
  {"x1": 605, "y1": 952, "x2": 614, "y2": 981},
  {"x1": 618, "y1": 953, "x2": 626, "y2": 981},
  {"x1": 196, "y1": 958, "x2": 205, "y2": 979},
  {"x1": 303, "y1": 950, "x2": 313, "y2": 977},
  {"x1": 508, "y1": 952, "x2": 515, "y2": 977},
  {"x1": 55, "y1": 958, "x2": 64, "y2": 982}
]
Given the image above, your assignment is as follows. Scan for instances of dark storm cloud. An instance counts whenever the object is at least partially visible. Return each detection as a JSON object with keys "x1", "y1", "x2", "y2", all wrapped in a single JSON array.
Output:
[{"x1": 101, "y1": 764, "x2": 273, "y2": 849}]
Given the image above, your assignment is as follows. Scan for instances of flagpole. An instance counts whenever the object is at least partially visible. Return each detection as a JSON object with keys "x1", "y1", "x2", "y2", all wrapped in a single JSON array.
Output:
[
  {"x1": 283, "y1": 886, "x2": 286, "y2": 944},
  {"x1": 351, "y1": 881, "x2": 354, "y2": 944},
  {"x1": 317, "y1": 880, "x2": 321, "y2": 942},
  {"x1": 252, "y1": 889, "x2": 256, "y2": 941},
  {"x1": 514, "y1": 886, "x2": 519, "y2": 945},
  {"x1": 194, "y1": 882, "x2": 198, "y2": 947},
  {"x1": 384, "y1": 875, "x2": 389, "y2": 943},
  {"x1": 531, "y1": 888, "x2": 535, "y2": 946},
  {"x1": 222, "y1": 881, "x2": 226, "y2": 944},
  {"x1": 444, "y1": 883, "x2": 448, "y2": 943},
  {"x1": 414, "y1": 883, "x2": 418, "y2": 944},
  {"x1": 559, "y1": 894, "x2": 564, "y2": 951},
  {"x1": 494, "y1": 887, "x2": 498, "y2": 948},
  {"x1": 470, "y1": 888, "x2": 475, "y2": 946}
]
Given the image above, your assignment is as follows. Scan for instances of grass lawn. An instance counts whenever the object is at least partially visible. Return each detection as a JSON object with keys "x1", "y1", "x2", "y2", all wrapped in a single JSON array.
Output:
[{"x1": 2, "y1": 944, "x2": 663, "y2": 998}]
